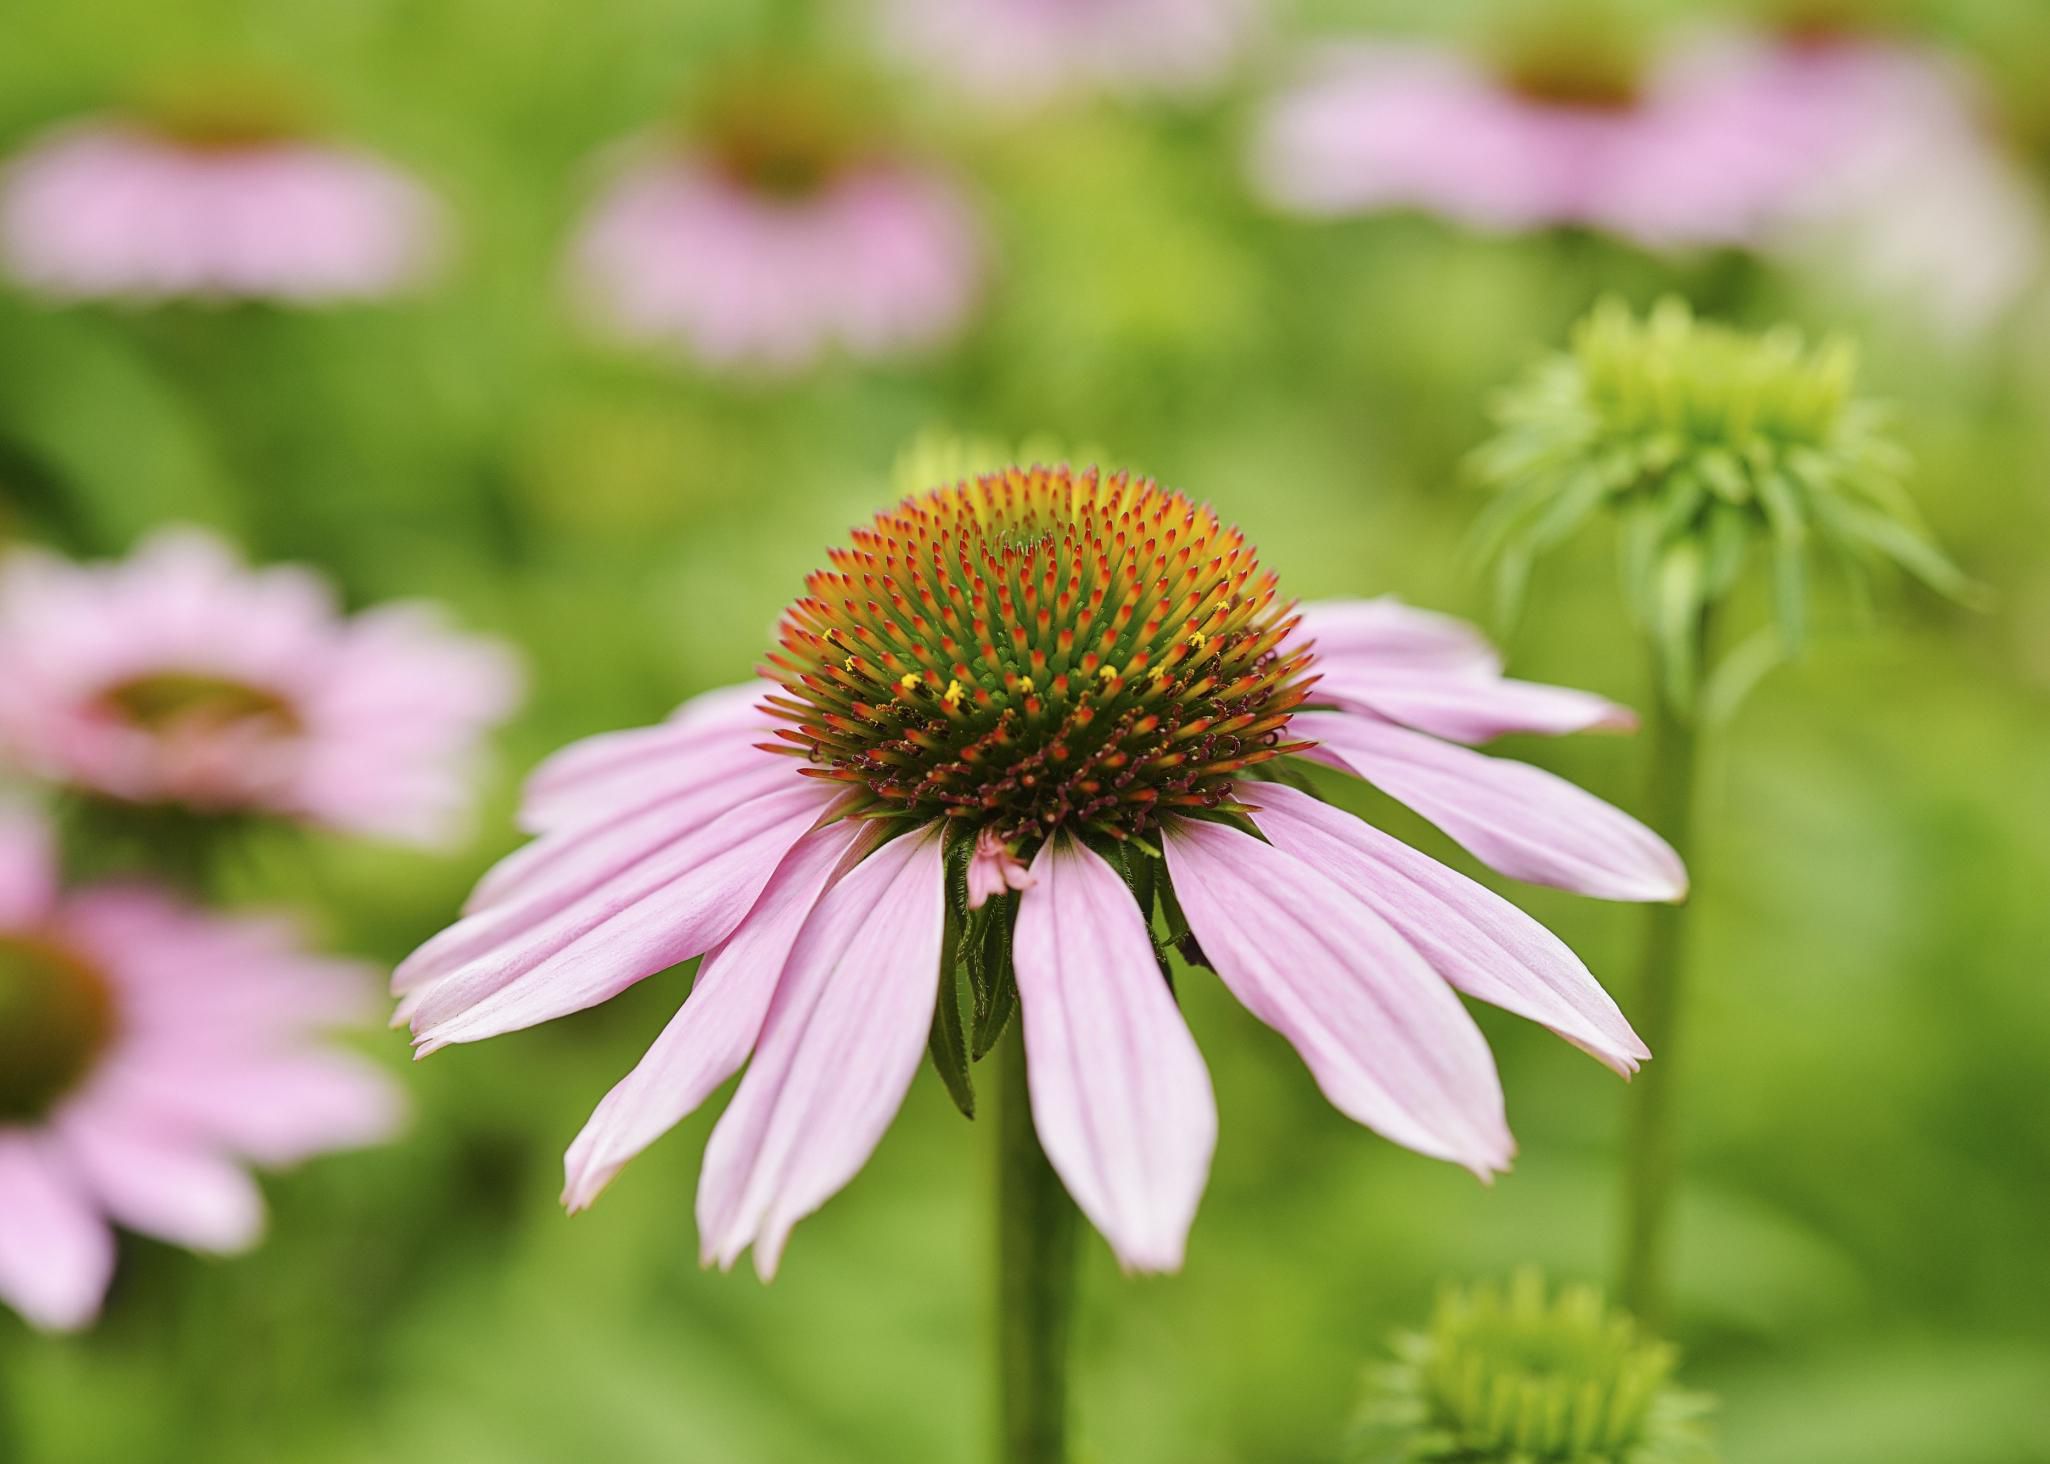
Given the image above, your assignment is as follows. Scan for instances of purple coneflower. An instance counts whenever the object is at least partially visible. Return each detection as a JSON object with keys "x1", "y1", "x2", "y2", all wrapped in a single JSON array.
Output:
[
  {"x1": 398, "y1": 466, "x2": 1682, "y2": 1276},
  {"x1": 1249, "y1": 31, "x2": 1814, "y2": 249},
  {"x1": 0, "y1": 82, "x2": 444, "y2": 305},
  {"x1": 0, "y1": 809, "x2": 402, "y2": 1331},
  {"x1": 568, "y1": 81, "x2": 982, "y2": 374},
  {"x1": 876, "y1": 0, "x2": 1254, "y2": 109},
  {"x1": 1729, "y1": 32, "x2": 2046, "y2": 339},
  {"x1": 0, "y1": 529, "x2": 520, "y2": 846}
]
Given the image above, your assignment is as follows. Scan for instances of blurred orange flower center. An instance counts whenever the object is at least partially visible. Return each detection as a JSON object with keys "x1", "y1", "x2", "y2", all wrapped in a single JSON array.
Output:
[{"x1": 0, "y1": 936, "x2": 116, "y2": 1122}]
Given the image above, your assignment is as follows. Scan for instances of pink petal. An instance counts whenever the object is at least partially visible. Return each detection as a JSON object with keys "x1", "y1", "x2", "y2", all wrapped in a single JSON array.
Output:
[
  {"x1": 515, "y1": 683, "x2": 773, "y2": 834},
  {"x1": 1299, "y1": 712, "x2": 1687, "y2": 903},
  {"x1": 1162, "y1": 818, "x2": 1513, "y2": 1175},
  {"x1": 0, "y1": 1132, "x2": 115, "y2": 1332},
  {"x1": 0, "y1": 805, "x2": 58, "y2": 925},
  {"x1": 695, "y1": 830, "x2": 946, "y2": 1279},
  {"x1": 93, "y1": 1048, "x2": 406, "y2": 1166},
  {"x1": 561, "y1": 817, "x2": 876, "y2": 1212},
  {"x1": 460, "y1": 750, "x2": 793, "y2": 917},
  {"x1": 1294, "y1": 597, "x2": 1502, "y2": 675},
  {"x1": 1315, "y1": 666, "x2": 1637, "y2": 743},
  {"x1": 401, "y1": 781, "x2": 831, "y2": 1049},
  {"x1": 1013, "y1": 839, "x2": 1216, "y2": 1272},
  {"x1": 1247, "y1": 784, "x2": 1648, "y2": 1075},
  {"x1": 56, "y1": 1105, "x2": 266, "y2": 1253}
]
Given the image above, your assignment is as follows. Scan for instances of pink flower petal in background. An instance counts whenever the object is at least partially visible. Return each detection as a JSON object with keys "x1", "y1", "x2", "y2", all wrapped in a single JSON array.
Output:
[
  {"x1": 570, "y1": 149, "x2": 982, "y2": 375},
  {"x1": 0, "y1": 121, "x2": 446, "y2": 304},
  {"x1": 876, "y1": 0, "x2": 1254, "y2": 109},
  {"x1": 1250, "y1": 40, "x2": 1827, "y2": 249},
  {"x1": 0, "y1": 1135, "x2": 115, "y2": 1333}
]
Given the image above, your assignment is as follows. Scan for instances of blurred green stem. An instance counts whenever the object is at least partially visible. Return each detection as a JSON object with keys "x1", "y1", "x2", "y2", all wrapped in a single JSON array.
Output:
[
  {"x1": 0, "y1": 1327, "x2": 20, "y2": 1462},
  {"x1": 996, "y1": 1028, "x2": 1077, "y2": 1464},
  {"x1": 1619, "y1": 625, "x2": 1709, "y2": 1329}
]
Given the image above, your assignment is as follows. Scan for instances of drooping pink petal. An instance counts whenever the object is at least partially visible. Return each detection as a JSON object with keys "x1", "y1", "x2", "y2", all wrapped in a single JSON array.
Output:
[
  {"x1": 515, "y1": 683, "x2": 771, "y2": 833},
  {"x1": 1294, "y1": 597, "x2": 1502, "y2": 676},
  {"x1": 1247, "y1": 784, "x2": 1648, "y2": 1075},
  {"x1": 1013, "y1": 839, "x2": 1216, "y2": 1272},
  {"x1": 561, "y1": 817, "x2": 877, "y2": 1212},
  {"x1": 1299, "y1": 712, "x2": 1687, "y2": 903},
  {"x1": 401, "y1": 781, "x2": 833, "y2": 1050},
  {"x1": 55, "y1": 1104, "x2": 266, "y2": 1253},
  {"x1": 696, "y1": 830, "x2": 946, "y2": 1279},
  {"x1": 1315, "y1": 666, "x2": 1636, "y2": 743},
  {"x1": 461, "y1": 749, "x2": 792, "y2": 917},
  {"x1": 1161, "y1": 818, "x2": 1513, "y2": 1175},
  {"x1": 0, "y1": 1132, "x2": 115, "y2": 1332}
]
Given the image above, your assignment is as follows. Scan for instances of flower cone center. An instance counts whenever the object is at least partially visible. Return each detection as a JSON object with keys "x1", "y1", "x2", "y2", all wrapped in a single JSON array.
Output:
[
  {"x1": 99, "y1": 672, "x2": 301, "y2": 738},
  {"x1": 766, "y1": 465, "x2": 1317, "y2": 844},
  {"x1": 0, "y1": 936, "x2": 116, "y2": 1122}
]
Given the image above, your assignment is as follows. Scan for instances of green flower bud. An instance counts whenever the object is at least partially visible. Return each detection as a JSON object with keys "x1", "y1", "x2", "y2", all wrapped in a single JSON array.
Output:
[
  {"x1": 1471, "y1": 298, "x2": 1974, "y2": 712},
  {"x1": 1353, "y1": 1272, "x2": 1715, "y2": 1463}
]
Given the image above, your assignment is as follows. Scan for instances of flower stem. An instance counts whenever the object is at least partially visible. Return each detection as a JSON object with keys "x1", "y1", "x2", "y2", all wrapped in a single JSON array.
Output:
[
  {"x1": 1618, "y1": 647, "x2": 1706, "y2": 1329},
  {"x1": 995, "y1": 1028, "x2": 1078, "y2": 1464}
]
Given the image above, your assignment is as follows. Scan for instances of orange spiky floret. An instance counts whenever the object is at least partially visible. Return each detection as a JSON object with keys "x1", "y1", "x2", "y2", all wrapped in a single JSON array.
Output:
[{"x1": 763, "y1": 464, "x2": 1319, "y2": 842}]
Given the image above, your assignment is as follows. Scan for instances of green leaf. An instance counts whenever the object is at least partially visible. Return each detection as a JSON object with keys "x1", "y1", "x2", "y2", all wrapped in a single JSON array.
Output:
[
  {"x1": 969, "y1": 896, "x2": 1018, "y2": 1061},
  {"x1": 927, "y1": 897, "x2": 974, "y2": 1119}
]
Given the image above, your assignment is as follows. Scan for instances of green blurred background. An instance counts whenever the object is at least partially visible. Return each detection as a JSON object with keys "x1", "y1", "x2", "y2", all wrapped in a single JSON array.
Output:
[{"x1": 4, "y1": 0, "x2": 2049, "y2": 1460}]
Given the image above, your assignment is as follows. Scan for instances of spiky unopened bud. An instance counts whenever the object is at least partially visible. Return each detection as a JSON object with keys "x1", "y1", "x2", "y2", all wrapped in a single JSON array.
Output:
[
  {"x1": 1354, "y1": 1271, "x2": 1715, "y2": 1463},
  {"x1": 1472, "y1": 297, "x2": 1971, "y2": 710}
]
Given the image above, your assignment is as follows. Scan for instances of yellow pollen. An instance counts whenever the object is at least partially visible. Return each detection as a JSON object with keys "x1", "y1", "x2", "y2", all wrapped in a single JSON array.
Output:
[
  {"x1": 1097, "y1": 664, "x2": 1120, "y2": 683},
  {"x1": 899, "y1": 673, "x2": 921, "y2": 692},
  {"x1": 1188, "y1": 631, "x2": 1208, "y2": 650},
  {"x1": 944, "y1": 679, "x2": 966, "y2": 707},
  {"x1": 1018, "y1": 676, "x2": 1035, "y2": 694}
]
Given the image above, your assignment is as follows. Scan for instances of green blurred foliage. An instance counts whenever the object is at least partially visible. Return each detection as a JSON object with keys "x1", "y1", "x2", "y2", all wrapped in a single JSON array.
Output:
[{"x1": 3, "y1": 0, "x2": 2049, "y2": 1461}]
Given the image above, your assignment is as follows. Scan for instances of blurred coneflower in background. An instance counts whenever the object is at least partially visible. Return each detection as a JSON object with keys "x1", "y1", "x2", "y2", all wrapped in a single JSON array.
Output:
[
  {"x1": 0, "y1": 807, "x2": 403, "y2": 1332},
  {"x1": 0, "y1": 529, "x2": 521, "y2": 851},
  {"x1": 567, "y1": 68, "x2": 984, "y2": 375},
  {"x1": 874, "y1": 0, "x2": 1256, "y2": 110},
  {"x1": 0, "y1": 73, "x2": 447, "y2": 306}
]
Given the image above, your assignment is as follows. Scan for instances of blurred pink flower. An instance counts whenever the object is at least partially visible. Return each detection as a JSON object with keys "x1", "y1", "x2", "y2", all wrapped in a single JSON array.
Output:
[
  {"x1": 0, "y1": 809, "x2": 403, "y2": 1331},
  {"x1": 1249, "y1": 39, "x2": 1820, "y2": 248},
  {"x1": 876, "y1": 0, "x2": 1254, "y2": 108},
  {"x1": 569, "y1": 140, "x2": 982, "y2": 374},
  {"x1": 0, "y1": 120, "x2": 446, "y2": 304},
  {"x1": 395, "y1": 470, "x2": 1679, "y2": 1277},
  {"x1": 0, "y1": 529, "x2": 521, "y2": 845},
  {"x1": 1729, "y1": 37, "x2": 2046, "y2": 339}
]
